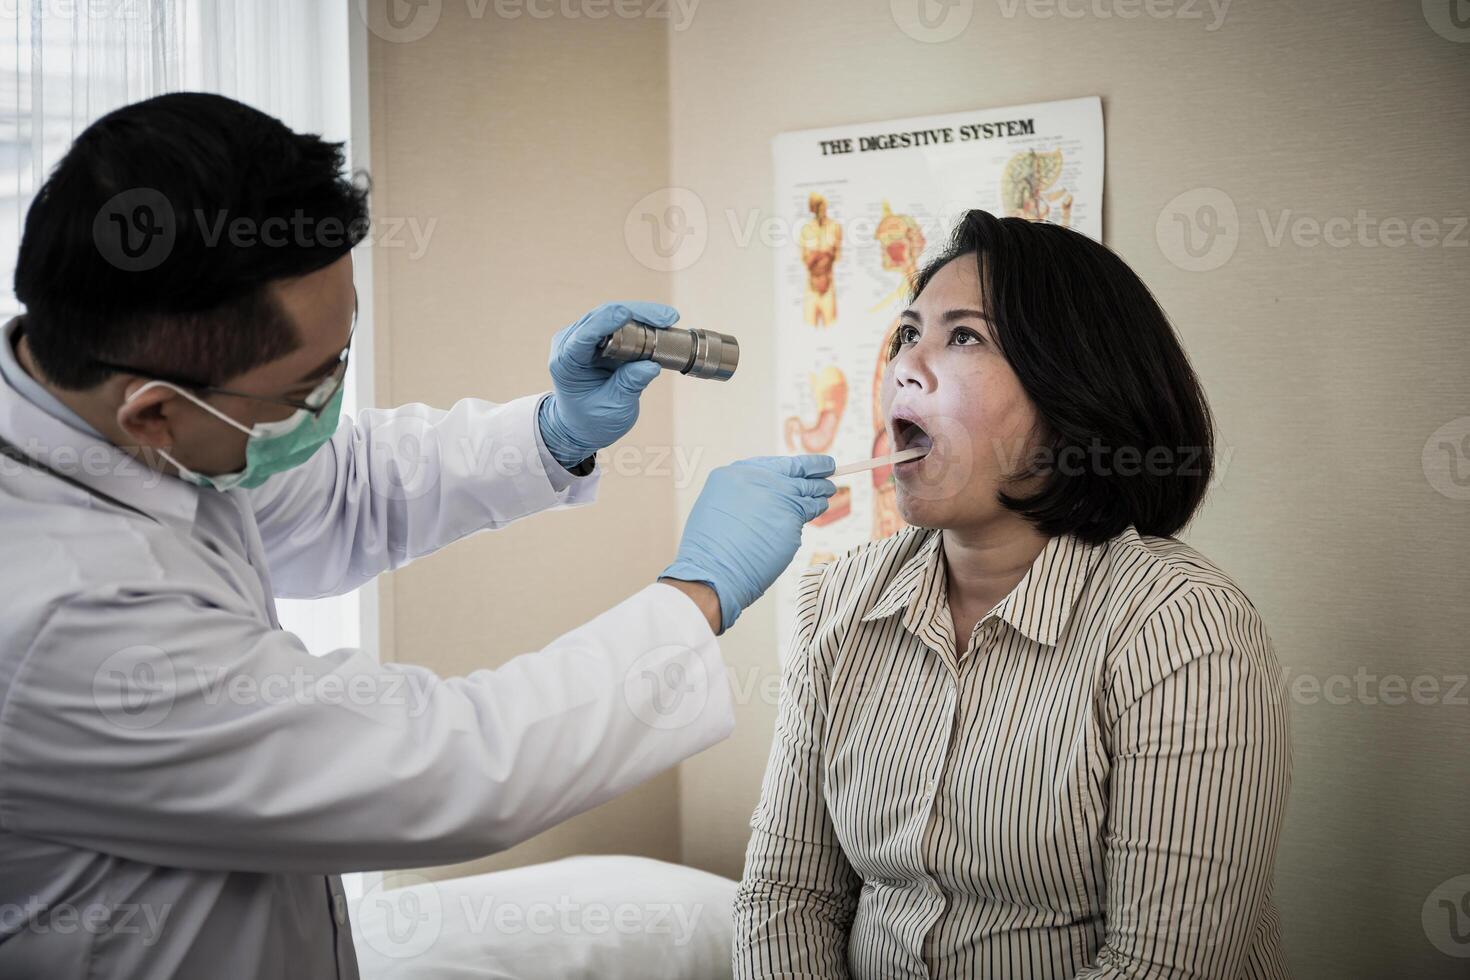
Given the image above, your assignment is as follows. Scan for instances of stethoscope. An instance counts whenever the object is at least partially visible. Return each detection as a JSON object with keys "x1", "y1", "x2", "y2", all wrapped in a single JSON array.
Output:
[{"x1": 0, "y1": 431, "x2": 160, "y2": 524}]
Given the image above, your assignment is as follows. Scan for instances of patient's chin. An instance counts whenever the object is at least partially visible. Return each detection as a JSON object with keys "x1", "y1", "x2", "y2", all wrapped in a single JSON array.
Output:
[
  {"x1": 895, "y1": 475, "x2": 992, "y2": 529},
  {"x1": 894, "y1": 487, "x2": 959, "y2": 528}
]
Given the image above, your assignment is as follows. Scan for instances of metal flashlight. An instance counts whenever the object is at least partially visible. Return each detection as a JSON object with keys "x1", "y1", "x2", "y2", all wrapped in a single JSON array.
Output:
[{"x1": 596, "y1": 321, "x2": 740, "y2": 382}]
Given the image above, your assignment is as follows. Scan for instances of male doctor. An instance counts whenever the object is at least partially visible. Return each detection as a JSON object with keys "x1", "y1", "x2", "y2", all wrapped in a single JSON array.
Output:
[{"x1": 0, "y1": 93, "x2": 835, "y2": 977}]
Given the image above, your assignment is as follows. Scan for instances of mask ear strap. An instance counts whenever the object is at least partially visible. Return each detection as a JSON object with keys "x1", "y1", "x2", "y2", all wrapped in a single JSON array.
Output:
[{"x1": 128, "y1": 379, "x2": 254, "y2": 437}]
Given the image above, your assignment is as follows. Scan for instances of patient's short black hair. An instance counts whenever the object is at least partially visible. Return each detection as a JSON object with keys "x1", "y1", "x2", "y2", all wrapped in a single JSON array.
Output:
[
  {"x1": 14, "y1": 91, "x2": 371, "y2": 390},
  {"x1": 904, "y1": 209, "x2": 1215, "y2": 544}
]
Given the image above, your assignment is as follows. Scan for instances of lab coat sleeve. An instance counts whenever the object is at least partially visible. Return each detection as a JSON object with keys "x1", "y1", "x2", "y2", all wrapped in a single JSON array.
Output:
[
  {"x1": 0, "y1": 581, "x2": 732, "y2": 874},
  {"x1": 246, "y1": 392, "x2": 597, "y2": 599}
]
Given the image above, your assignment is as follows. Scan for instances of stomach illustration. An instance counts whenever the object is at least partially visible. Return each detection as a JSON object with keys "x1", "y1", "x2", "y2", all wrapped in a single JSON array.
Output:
[{"x1": 784, "y1": 365, "x2": 848, "y2": 453}]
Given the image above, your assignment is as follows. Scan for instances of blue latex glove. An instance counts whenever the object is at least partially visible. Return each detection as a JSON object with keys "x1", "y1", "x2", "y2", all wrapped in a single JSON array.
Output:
[
  {"x1": 538, "y1": 301, "x2": 681, "y2": 468},
  {"x1": 660, "y1": 454, "x2": 837, "y2": 634}
]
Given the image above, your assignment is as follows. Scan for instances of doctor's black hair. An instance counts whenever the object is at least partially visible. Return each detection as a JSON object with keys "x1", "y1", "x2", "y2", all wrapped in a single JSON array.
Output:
[
  {"x1": 900, "y1": 209, "x2": 1215, "y2": 545},
  {"x1": 13, "y1": 91, "x2": 371, "y2": 390}
]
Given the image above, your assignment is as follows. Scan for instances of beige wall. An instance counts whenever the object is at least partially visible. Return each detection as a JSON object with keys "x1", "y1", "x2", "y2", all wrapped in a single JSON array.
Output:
[
  {"x1": 665, "y1": 2, "x2": 1468, "y2": 978},
  {"x1": 366, "y1": 3, "x2": 678, "y2": 880},
  {"x1": 368, "y1": 0, "x2": 1469, "y2": 975}
]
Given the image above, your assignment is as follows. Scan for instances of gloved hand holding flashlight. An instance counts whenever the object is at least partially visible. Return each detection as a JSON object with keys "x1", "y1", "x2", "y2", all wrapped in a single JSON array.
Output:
[
  {"x1": 538, "y1": 301, "x2": 681, "y2": 469},
  {"x1": 540, "y1": 301, "x2": 828, "y2": 635},
  {"x1": 660, "y1": 455, "x2": 837, "y2": 634}
]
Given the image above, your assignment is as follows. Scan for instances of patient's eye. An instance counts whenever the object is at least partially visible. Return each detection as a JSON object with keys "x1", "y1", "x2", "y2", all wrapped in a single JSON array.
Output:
[
  {"x1": 887, "y1": 323, "x2": 919, "y2": 359},
  {"x1": 952, "y1": 328, "x2": 984, "y2": 346}
]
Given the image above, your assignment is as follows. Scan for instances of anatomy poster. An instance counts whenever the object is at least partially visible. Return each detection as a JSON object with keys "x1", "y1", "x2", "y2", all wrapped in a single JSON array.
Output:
[{"x1": 771, "y1": 96, "x2": 1104, "y2": 649}]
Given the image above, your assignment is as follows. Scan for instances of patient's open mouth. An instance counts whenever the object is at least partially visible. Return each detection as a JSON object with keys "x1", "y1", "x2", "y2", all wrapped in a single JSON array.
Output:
[{"x1": 893, "y1": 417, "x2": 933, "y2": 454}]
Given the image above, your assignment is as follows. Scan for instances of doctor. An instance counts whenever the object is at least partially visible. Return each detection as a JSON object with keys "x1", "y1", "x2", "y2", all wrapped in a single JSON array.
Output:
[{"x1": 0, "y1": 93, "x2": 835, "y2": 977}]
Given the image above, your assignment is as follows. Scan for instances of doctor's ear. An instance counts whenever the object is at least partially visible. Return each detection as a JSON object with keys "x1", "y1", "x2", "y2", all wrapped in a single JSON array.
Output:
[{"x1": 116, "y1": 382, "x2": 181, "y2": 450}]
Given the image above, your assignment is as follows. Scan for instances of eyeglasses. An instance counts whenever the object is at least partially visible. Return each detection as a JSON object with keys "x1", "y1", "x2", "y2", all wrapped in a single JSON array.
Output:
[{"x1": 93, "y1": 306, "x2": 357, "y2": 420}]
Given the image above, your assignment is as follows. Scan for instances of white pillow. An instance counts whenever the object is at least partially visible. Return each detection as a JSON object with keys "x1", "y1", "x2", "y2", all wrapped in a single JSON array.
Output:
[{"x1": 352, "y1": 855, "x2": 737, "y2": 980}]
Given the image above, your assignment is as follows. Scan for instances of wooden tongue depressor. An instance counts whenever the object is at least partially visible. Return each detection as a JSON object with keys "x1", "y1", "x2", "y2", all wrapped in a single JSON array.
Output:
[{"x1": 829, "y1": 446, "x2": 929, "y2": 478}]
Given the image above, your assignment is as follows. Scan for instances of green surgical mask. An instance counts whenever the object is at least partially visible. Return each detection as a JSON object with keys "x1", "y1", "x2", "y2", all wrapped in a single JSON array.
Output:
[{"x1": 128, "y1": 378, "x2": 346, "y2": 490}]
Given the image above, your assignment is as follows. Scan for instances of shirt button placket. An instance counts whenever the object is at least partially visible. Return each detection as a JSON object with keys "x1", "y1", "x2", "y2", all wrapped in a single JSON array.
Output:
[{"x1": 923, "y1": 680, "x2": 958, "y2": 807}]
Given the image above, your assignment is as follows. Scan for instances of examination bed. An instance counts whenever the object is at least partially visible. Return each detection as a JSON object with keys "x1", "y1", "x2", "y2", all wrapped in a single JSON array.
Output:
[{"x1": 353, "y1": 855, "x2": 739, "y2": 979}]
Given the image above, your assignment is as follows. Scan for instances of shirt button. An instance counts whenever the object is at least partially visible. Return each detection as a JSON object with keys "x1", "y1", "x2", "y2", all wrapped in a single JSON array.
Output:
[{"x1": 333, "y1": 892, "x2": 348, "y2": 926}]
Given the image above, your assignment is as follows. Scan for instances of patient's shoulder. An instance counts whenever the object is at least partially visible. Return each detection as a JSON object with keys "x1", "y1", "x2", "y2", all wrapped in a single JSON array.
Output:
[
  {"x1": 792, "y1": 525, "x2": 934, "y2": 639},
  {"x1": 1093, "y1": 527, "x2": 1277, "y2": 684},
  {"x1": 1108, "y1": 526, "x2": 1249, "y2": 595},
  {"x1": 799, "y1": 523, "x2": 931, "y2": 590},
  {"x1": 1099, "y1": 527, "x2": 1259, "y2": 626}
]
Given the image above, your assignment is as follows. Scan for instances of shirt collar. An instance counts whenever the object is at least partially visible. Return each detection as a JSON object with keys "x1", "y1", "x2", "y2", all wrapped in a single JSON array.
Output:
[
  {"x1": 0, "y1": 316, "x2": 201, "y2": 529},
  {"x1": 862, "y1": 527, "x2": 944, "y2": 623},
  {"x1": 861, "y1": 525, "x2": 1110, "y2": 648}
]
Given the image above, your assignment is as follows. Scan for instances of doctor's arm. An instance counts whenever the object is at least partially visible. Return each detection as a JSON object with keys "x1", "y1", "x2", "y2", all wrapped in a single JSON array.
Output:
[
  {"x1": 246, "y1": 391, "x2": 594, "y2": 598},
  {"x1": 246, "y1": 301, "x2": 681, "y2": 599},
  {"x1": 732, "y1": 562, "x2": 861, "y2": 980},
  {"x1": 0, "y1": 455, "x2": 834, "y2": 874},
  {"x1": 1073, "y1": 585, "x2": 1293, "y2": 980},
  {"x1": 0, "y1": 580, "x2": 729, "y2": 874}
]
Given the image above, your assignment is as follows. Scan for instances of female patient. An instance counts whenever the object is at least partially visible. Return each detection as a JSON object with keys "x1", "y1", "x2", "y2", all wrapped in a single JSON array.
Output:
[{"x1": 733, "y1": 210, "x2": 1291, "y2": 979}]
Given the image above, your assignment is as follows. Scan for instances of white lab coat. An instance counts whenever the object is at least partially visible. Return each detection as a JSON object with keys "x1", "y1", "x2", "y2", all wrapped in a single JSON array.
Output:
[{"x1": 0, "y1": 324, "x2": 733, "y2": 979}]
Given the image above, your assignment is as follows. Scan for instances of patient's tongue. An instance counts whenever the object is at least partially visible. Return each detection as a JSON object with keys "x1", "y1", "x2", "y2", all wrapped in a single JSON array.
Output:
[{"x1": 908, "y1": 427, "x2": 933, "y2": 451}]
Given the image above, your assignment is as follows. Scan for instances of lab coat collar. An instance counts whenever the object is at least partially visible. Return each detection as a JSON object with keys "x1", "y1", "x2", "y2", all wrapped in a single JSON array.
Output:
[
  {"x1": 0, "y1": 317, "x2": 103, "y2": 437},
  {"x1": 861, "y1": 523, "x2": 1111, "y2": 649},
  {"x1": 0, "y1": 320, "x2": 200, "y2": 530}
]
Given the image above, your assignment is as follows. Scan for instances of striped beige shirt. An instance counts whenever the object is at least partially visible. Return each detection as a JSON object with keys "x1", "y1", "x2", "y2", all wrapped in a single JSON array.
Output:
[{"x1": 733, "y1": 523, "x2": 1292, "y2": 979}]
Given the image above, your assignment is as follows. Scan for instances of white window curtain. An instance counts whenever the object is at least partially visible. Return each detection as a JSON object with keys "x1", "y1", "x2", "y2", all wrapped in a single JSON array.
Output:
[
  {"x1": 2, "y1": 2, "x2": 377, "y2": 894},
  {"x1": 3, "y1": 1, "x2": 357, "y2": 308}
]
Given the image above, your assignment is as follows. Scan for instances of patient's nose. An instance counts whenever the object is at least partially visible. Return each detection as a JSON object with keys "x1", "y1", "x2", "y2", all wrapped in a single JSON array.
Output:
[{"x1": 892, "y1": 346, "x2": 935, "y2": 392}]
